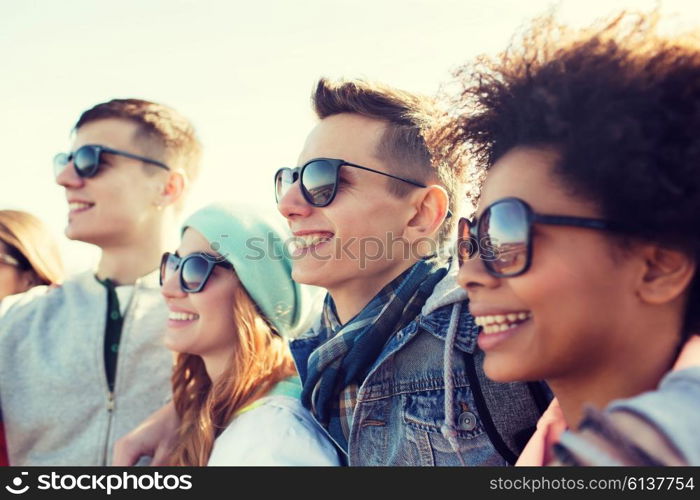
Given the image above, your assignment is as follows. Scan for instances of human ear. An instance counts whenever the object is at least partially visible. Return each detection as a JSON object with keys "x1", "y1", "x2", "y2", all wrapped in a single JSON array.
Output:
[
  {"x1": 637, "y1": 245, "x2": 696, "y2": 306},
  {"x1": 404, "y1": 185, "x2": 450, "y2": 253},
  {"x1": 155, "y1": 169, "x2": 188, "y2": 210}
]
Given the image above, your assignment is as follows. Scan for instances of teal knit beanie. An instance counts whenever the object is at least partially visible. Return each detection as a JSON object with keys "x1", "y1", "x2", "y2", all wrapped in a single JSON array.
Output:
[{"x1": 182, "y1": 202, "x2": 318, "y2": 337}]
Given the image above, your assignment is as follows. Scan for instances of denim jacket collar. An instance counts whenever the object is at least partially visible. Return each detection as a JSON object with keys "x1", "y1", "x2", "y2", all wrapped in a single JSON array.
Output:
[
  {"x1": 290, "y1": 263, "x2": 479, "y2": 383},
  {"x1": 382, "y1": 259, "x2": 478, "y2": 358}
]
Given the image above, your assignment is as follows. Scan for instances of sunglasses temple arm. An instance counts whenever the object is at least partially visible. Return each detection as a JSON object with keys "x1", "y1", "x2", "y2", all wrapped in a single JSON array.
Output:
[
  {"x1": 534, "y1": 214, "x2": 614, "y2": 230},
  {"x1": 103, "y1": 147, "x2": 171, "y2": 171},
  {"x1": 344, "y1": 162, "x2": 427, "y2": 188}
]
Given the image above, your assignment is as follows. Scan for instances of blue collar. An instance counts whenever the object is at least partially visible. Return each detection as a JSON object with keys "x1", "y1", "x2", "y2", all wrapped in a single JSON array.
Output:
[{"x1": 418, "y1": 301, "x2": 479, "y2": 354}]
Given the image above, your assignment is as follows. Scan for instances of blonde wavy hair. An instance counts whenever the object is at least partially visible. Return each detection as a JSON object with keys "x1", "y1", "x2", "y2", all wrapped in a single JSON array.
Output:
[{"x1": 168, "y1": 277, "x2": 297, "y2": 466}]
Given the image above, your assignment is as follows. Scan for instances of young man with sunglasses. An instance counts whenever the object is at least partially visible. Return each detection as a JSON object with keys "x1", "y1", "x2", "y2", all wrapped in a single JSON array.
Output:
[
  {"x1": 0, "y1": 98, "x2": 201, "y2": 465},
  {"x1": 271, "y1": 78, "x2": 546, "y2": 466},
  {"x1": 114, "y1": 79, "x2": 545, "y2": 467}
]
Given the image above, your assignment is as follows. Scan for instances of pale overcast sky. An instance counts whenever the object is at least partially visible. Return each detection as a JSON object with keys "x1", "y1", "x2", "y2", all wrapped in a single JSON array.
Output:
[{"x1": 1, "y1": 0, "x2": 697, "y2": 274}]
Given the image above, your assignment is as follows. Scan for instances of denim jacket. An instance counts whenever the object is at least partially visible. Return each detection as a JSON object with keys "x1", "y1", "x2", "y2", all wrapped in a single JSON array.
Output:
[{"x1": 290, "y1": 261, "x2": 546, "y2": 466}]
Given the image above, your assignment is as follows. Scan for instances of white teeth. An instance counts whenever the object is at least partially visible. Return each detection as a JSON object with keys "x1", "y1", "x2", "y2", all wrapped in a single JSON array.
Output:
[
  {"x1": 294, "y1": 233, "x2": 333, "y2": 250},
  {"x1": 474, "y1": 311, "x2": 532, "y2": 328},
  {"x1": 69, "y1": 202, "x2": 93, "y2": 211},
  {"x1": 168, "y1": 311, "x2": 199, "y2": 321},
  {"x1": 481, "y1": 322, "x2": 521, "y2": 335}
]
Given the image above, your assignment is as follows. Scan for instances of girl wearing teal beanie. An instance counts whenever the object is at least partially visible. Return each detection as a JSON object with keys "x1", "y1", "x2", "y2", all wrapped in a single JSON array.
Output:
[{"x1": 159, "y1": 202, "x2": 337, "y2": 466}]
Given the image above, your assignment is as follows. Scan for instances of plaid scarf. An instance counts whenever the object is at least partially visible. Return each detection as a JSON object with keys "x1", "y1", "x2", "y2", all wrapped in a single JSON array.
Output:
[{"x1": 301, "y1": 257, "x2": 449, "y2": 452}]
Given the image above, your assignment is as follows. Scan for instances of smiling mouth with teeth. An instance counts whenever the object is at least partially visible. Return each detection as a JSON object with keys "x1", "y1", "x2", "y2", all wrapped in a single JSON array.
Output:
[
  {"x1": 474, "y1": 311, "x2": 532, "y2": 334},
  {"x1": 68, "y1": 202, "x2": 94, "y2": 212},
  {"x1": 293, "y1": 233, "x2": 334, "y2": 251},
  {"x1": 168, "y1": 311, "x2": 200, "y2": 321}
]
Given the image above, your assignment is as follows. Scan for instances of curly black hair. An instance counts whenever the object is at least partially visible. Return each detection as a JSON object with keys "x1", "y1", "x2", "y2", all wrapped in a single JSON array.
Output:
[{"x1": 428, "y1": 11, "x2": 700, "y2": 335}]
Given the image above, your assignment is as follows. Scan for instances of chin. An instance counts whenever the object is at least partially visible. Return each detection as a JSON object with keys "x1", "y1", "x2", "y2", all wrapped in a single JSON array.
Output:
[
  {"x1": 291, "y1": 263, "x2": 325, "y2": 287},
  {"x1": 64, "y1": 226, "x2": 91, "y2": 243},
  {"x1": 65, "y1": 220, "x2": 94, "y2": 239},
  {"x1": 483, "y1": 356, "x2": 530, "y2": 383},
  {"x1": 163, "y1": 335, "x2": 189, "y2": 355}
]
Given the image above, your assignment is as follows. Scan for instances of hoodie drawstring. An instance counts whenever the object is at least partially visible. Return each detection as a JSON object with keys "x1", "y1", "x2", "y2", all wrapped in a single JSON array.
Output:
[{"x1": 440, "y1": 301, "x2": 467, "y2": 466}]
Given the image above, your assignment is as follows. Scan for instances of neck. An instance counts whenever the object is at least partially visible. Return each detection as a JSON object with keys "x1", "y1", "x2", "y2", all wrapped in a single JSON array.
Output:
[
  {"x1": 550, "y1": 319, "x2": 682, "y2": 429},
  {"x1": 202, "y1": 351, "x2": 232, "y2": 384},
  {"x1": 328, "y1": 257, "x2": 419, "y2": 324},
  {"x1": 96, "y1": 212, "x2": 178, "y2": 285}
]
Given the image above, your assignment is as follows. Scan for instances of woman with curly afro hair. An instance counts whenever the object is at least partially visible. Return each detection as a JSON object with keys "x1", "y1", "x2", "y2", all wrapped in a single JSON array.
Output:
[{"x1": 429, "y1": 11, "x2": 700, "y2": 465}]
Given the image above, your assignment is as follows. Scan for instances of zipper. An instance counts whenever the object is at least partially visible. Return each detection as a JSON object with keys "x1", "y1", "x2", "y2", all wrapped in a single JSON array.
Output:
[
  {"x1": 100, "y1": 278, "x2": 137, "y2": 465},
  {"x1": 102, "y1": 391, "x2": 115, "y2": 465}
]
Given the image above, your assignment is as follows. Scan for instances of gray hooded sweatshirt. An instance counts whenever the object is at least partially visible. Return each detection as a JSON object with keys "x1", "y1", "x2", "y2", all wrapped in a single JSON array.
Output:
[{"x1": 0, "y1": 270, "x2": 172, "y2": 465}]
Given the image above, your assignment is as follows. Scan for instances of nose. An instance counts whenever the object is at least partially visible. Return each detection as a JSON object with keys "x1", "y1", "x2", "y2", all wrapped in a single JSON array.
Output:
[
  {"x1": 456, "y1": 247, "x2": 501, "y2": 294},
  {"x1": 277, "y1": 177, "x2": 312, "y2": 220},
  {"x1": 55, "y1": 159, "x2": 85, "y2": 189},
  {"x1": 161, "y1": 266, "x2": 186, "y2": 300}
]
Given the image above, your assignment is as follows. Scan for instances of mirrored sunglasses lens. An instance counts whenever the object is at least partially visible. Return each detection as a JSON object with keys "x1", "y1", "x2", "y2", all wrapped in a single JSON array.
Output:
[
  {"x1": 160, "y1": 253, "x2": 178, "y2": 285},
  {"x1": 275, "y1": 169, "x2": 293, "y2": 201},
  {"x1": 73, "y1": 146, "x2": 99, "y2": 177},
  {"x1": 483, "y1": 201, "x2": 529, "y2": 276},
  {"x1": 457, "y1": 218, "x2": 477, "y2": 266},
  {"x1": 302, "y1": 160, "x2": 336, "y2": 206},
  {"x1": 181, "y1": 255, "x2": 209, "y2": 291},
  {"x1": 53, "y1": 153, "x2": 69, "y2": 178}
]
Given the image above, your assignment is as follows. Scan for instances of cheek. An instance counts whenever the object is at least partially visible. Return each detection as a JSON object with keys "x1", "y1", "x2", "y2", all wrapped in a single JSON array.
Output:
[
  {"x1": 97, "y1": 173, "x2": 154, "y2": 209},
  {"x1": 334, "y1": 195, "x2": 407, "y2": 243},
  {"x1": 0, "y1": 268, "x2": 21, "y2": 296},
  {"x1": 192, "y1": 282, "x2": 238, "y2": 325},
  {"x1": 510, "y1": 237, "x2": 629, "y2": 344},
  {"x1": 525, "y1": 234, "x2": 622, "y2": 298}
]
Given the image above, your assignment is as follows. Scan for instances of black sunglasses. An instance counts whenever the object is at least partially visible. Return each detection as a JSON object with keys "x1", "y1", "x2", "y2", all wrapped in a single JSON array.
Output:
[
  {"x1": 457, "y1": 197, "x2": 627, "y2": 277},
  {"x1": 53, "y1": 144, "x2": 170, "y2": 179},
  {"x1": 274, "y1": 157, "x2": 427, "y2": 207},
  {"x1": 160, "y1": 252, "x2": 233, "y2": 293}
]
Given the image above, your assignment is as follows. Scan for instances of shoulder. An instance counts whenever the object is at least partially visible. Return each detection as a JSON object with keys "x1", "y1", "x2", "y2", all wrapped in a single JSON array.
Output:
[
  {"x1": 0, "y1": 286, "x2": 50, "y2": 319},
  {"x1": 208, "y1": 396, "x2": 340, "y2": 466},
  {"x1": 0, "y1": 273, "x2": 95, "y2": 323},
  {"x1": 608, "y1": 364, "x2": 700, "y2": 424},
  {"x1": 604, "y1": 365, "x2": 700, "y2": 464}
]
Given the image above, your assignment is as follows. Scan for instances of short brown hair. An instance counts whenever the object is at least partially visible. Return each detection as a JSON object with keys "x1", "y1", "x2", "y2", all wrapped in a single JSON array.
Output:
[
  {"x1": 75, "y1": 98, "x2": 202, "y2": 184},
  {"x1": 312, "y1": 78, "x2": 458, "y2": 245}
]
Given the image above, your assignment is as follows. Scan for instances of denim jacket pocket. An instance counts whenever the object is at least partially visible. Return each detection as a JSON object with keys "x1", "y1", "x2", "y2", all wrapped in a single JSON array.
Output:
[
  {"x1": 351, "y1": 396, "x2": 391, "y2": 465},
  {"x1": 403, "y1": 385, "x2": 485, "y2": 439},
  {"x1": 401, "y1": 385, "x2": 503, "y2": 465}
]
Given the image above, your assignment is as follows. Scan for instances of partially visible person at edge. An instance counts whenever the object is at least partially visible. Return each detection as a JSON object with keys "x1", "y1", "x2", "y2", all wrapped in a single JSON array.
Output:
[
  {"x1": 114, "y1": 78, "x2": 548, "y2": 466},
  {"x1": 0, "y1": 210, "x2": 63, "y2": 301},
  {"x1": 160, "y1": 202, "x2": 337, "y2": 465},
  {"x1": 428, "y1": 10, "x2": 700, "y2": 465},
  {"x1": 0, "y1": 209, "x2": 65, "y2": 465},
  {"x1": 0, "y1": 98, "x2": 201, "y2": 465}
]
